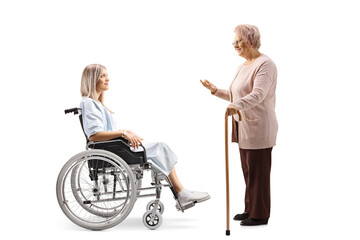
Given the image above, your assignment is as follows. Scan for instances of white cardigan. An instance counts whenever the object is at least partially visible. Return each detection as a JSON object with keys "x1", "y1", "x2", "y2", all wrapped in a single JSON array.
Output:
[{"x1": 214, "y1": 54, "x2": 278, "y2": 149}]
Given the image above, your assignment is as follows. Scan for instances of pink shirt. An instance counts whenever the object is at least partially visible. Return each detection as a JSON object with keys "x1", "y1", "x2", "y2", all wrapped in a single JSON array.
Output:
[{"x1": 214, "y1": 54, "x2": 278, "y2": 149}]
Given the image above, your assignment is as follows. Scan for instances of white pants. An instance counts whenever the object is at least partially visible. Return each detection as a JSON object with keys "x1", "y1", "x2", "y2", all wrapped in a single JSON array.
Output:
[{"x1": 132, "y1": 141, "x2": 177, "y2": 176}]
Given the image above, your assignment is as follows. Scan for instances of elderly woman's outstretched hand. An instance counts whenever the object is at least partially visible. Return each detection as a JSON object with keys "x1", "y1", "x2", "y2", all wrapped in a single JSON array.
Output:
[{"x1": 200, "y1": 79, "x2": 217, "y2": 94}]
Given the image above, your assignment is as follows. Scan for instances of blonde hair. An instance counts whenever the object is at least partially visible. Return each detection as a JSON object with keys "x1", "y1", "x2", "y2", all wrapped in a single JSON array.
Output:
[
  {"x1": 80, "y1": 64, "x2": 106, "y2": 103},
  {"x1": 234, "y1": 24, "x2": 261, "y2": 50},
  {"x1": 80, "y1": 64, "x2": 112, "y2": 112}
]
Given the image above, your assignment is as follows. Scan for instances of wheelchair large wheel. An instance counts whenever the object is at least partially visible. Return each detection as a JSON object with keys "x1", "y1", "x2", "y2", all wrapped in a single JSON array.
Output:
[
  {"x1": 70, "y1": 164, "x2": 142, "y2": 218},
  {"x1": 56, "y1": 149, "x2": 137, "y2": 230},
  {"x1": 70, "y1": 161, "x2": 118, "y2": 218}
]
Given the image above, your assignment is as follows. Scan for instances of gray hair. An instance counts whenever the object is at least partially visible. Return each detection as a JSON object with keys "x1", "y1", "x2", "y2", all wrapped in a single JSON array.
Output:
[{"x1": 234, "y1": 24, "x2": 261, "y2": 50}]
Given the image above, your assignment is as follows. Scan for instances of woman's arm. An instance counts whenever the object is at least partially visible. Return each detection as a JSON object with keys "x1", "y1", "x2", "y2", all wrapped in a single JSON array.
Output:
[
  {"x1": 231, "y1": 61, "x2": 275, "y2": 111},
  {"x1": 213, "y1": 88, "x2": 230, "y2": 101},
  {"x1": 200, "y1": 79, "x2": 230, "y2": 101},
  {"x1": 89, "y1": 130, "x2": 124, "y2": 142},
  {"x1": 89, "y1": 130, "x2": 143, "y2": 149}
]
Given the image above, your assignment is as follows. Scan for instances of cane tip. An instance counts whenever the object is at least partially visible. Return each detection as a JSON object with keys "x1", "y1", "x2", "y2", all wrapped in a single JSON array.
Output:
[{"x1": 226, "y1": 230, "x2": 230, "y2": 236}]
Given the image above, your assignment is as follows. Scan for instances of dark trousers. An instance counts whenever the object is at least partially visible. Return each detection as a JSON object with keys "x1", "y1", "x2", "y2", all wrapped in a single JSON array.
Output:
[{"x1": 240, "y1": 147, "x2": 272, "y2": 219}]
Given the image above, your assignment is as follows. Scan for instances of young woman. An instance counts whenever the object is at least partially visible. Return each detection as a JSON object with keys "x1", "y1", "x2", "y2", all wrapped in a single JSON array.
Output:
[{"x1": 80, "y1": 64, "x2": 210, "y2": 209}]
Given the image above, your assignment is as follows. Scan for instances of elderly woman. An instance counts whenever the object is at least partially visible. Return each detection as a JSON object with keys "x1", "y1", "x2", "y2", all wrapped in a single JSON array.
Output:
[{"x1": 201, "y1": 24, "x2": 278, "y2": 226}]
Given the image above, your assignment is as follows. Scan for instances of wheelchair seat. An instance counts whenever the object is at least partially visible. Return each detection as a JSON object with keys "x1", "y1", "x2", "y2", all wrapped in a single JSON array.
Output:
[{"x1": 88, "y1": 138, "x2": 147, "y2": 166}]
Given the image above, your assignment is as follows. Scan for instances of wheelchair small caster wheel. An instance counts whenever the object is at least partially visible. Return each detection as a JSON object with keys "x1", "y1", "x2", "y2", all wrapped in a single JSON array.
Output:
[
  {"x1": 146, "y1": 200, "x2": 164, "y2": 214},
  {"x1": 143, "y1": 210, "x2": 163, "y2": 230}
]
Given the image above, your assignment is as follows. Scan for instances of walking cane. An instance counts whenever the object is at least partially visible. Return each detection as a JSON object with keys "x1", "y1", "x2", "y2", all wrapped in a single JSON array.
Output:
[{"x1": 225, "y1": 110, "x2": 241, "y2": 236}]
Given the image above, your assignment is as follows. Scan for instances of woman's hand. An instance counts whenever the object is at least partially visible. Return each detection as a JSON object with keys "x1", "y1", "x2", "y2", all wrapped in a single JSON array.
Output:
[
  {"x1": 225, "y1": 105, "x2": 241, "y2": 119},
  {"x1": 200, "y1": 79, "x2": 217, "y2": 94},
  {"x1": 123, "y1": 130, "x2": 143, "y2": 149}
]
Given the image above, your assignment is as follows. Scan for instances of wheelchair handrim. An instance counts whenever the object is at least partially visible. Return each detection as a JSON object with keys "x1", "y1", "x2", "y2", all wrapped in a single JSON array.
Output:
[
  {"x1": 70, "y1": 156, "x2": 130, "y2": 216},
  {"x1": 56, "y1": 150, "x2": 137, "y2": 230}
]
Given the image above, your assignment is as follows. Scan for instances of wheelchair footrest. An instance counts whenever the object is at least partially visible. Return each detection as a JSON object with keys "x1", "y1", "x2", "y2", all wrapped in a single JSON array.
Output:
[
  {"x1": 182, "y1": 202, "x2": 196, "y2": 210},
  {"x1": 176, "y1": 201, "x2": 195, "y2": 211}
]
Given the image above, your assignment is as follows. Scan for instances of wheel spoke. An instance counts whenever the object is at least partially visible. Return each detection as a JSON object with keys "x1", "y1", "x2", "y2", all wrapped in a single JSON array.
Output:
[{"x1": 57, "y1": 150, "x2": 137, "y2": 230}]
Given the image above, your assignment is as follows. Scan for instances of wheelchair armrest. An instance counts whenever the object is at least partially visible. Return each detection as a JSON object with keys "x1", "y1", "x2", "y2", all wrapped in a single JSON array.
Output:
[
  {"x1": 87, "y1": 137, "x2": 148, "y2": 167},
  {"x1": 88, "y1": 137, "x2": 147, "y2": 152},
  {"x1": 87, "y1": 137, "x2": 132, "y2": 149}
]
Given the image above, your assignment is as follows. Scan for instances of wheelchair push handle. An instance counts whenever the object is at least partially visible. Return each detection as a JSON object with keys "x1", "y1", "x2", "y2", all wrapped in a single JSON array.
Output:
[{"x1": 65, "y1": 108, "x2": 82, "y2": 115}]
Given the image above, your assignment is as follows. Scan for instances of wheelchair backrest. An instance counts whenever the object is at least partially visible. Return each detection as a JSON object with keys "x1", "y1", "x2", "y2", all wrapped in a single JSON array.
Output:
[
  {"x1": 79, "y1": 114, "x2": 90, "y2": 144},
  {"x1": 64, "y1": 107, "x2": 89, "y2": 144}
]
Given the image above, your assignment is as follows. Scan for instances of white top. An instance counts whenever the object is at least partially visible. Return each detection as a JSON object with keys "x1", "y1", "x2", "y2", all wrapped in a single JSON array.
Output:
[{"x1": 80, "y1": 97, "x2": 117, "y2": 139}]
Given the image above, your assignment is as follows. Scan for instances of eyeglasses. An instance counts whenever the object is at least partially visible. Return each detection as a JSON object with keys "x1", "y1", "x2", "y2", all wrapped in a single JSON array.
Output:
[{"x1": 232, "y1": 40, "x2": 243, "y2": 46}]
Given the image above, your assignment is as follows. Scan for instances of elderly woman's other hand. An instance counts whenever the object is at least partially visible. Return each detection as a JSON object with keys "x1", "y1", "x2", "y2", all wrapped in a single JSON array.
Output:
[
  {"x1": 200, "y1": 79, "x2": 217, "y2": 94},
  {"x1": 225, "y1": 105, "x2": 241, "y2": 120}
]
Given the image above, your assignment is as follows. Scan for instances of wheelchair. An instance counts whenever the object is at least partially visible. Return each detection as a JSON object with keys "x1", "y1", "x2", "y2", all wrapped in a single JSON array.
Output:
[{"x1": 56, "y1": 108, "x2": 195, "y2": 230}]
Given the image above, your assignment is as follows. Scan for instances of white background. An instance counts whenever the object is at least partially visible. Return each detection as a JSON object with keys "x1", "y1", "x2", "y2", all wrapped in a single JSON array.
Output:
[{"x1": 1, "y1": 0, "x2": 360, "y2": 239}]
